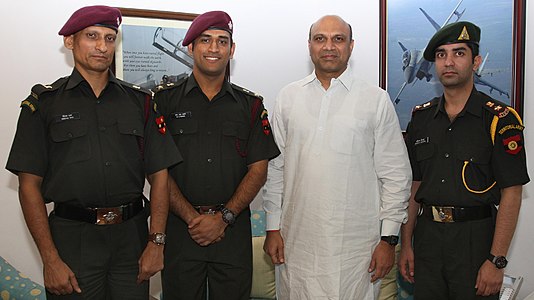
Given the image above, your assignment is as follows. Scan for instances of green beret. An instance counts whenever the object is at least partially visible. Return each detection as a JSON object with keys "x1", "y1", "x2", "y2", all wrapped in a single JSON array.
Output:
[{"x1": 423, "y1": 21, "x2": 481, "y2": 61}]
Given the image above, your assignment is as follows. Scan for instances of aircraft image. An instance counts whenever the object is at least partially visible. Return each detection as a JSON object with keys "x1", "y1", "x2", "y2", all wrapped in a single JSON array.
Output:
[{"x1": 392, "y1": 0, "x2": 509, "y2": 104}]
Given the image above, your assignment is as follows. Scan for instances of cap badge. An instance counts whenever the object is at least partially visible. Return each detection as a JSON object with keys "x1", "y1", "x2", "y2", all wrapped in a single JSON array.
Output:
[
  {"x1": 458, "y1": 26, "x2": 470, "y2": 41},
  {"x1": 228, "y1": 21, "x2": 233, "y2": 30},
  {"x1": 116, "y1": 17, "x2": 120, "y2": 27}
]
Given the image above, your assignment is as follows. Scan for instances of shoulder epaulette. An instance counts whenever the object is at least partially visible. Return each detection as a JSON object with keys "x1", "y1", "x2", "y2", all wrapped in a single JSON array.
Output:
[
  {"x1": 152, "y1": 75, "x2": 188, "y2": 93},
  {"x1": 23, "y1": 77, "x2": 68, "y2": 113},
  {"x1": 231, "y1": 83, "x2": 263, "y2": 101},
  {"x1": 118, "y1": 79, "x2": 154, "y2": 97},
  {"x1": 29, "y1": 76, "x2": 68, "y2": 101},
  {"x1": 412, "y1": 99, "x2": 437, "y2": 114},
  {"x1": 483, "y1": 100, "x2": 511, "y2": 119}
]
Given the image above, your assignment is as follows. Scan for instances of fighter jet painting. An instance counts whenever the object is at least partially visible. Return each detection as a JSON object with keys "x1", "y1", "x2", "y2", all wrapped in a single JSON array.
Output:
[{"x1": 385, "y1": 0, "x2": 514, "y2": 130}]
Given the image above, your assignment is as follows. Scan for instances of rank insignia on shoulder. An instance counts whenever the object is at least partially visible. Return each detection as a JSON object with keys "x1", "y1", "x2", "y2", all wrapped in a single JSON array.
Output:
[
  {"x1": 485, "y1": 101, "x2": 509, "y2": 118},
  {"x1": 260, "y1": 109, "x2": 271, "y2": 135},
  {"x1": 156, "y1": 115, "x2": 167, "y2": 135},
  {"x1": 503, "y1": 134, "x2": 523, "y2": 155},
  {"x1": 20, "y1": 99, "x2": 36, "y2": 112},
  {"x1": 412, "y1": 101, "x2": 433, "y2": 113}
]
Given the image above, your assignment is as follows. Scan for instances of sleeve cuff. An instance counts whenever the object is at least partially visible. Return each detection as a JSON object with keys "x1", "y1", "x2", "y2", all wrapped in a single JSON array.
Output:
[
  {"x1": 381, "y1": 219, "x2": 402, "y2": 236},
  {"x1": 265, "y1": 212, "x2": 281, "y2": 231}
]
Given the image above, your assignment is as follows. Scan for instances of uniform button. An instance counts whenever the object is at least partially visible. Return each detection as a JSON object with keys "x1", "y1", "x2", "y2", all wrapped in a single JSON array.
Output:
[
  {"x1": 105, "y1": 162, "x2": 112, "y2": 166},
  {"x1": 207, "y1": 158, "x2": 213, "y2": 163},
  {"x1": 133, "y1": 129, "x2": 138, "y2": 134},
  {"x1": 179, "y1": 129, "x2": 184, "y2": 134},
  {"x1": 448, "y1": 128, "x2": 452, "y2": 131},
  {"x1": 96, "y1": 100, "x2": 101, "y2": 104},
  {"x1": 441, "y1": 179, "x2": 446, "y2": 183},
  {"x1": 67, "y1": 132, "x2": 73, "y2": 138},
  {"x1": 445, "y1": 153, "x2": 450, "y2": 158}
]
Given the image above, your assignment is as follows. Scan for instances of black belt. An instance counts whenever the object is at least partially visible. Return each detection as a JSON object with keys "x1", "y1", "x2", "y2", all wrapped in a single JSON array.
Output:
[
  {"x1": 54, "y1": 198, "x2": 145, "y2": 225},
  {"x1": 420, "y1": 204, "x2": 492, "y2": 223},
  {"x1": 194, "y1": 204, "x2": 223, "y2": 215}
]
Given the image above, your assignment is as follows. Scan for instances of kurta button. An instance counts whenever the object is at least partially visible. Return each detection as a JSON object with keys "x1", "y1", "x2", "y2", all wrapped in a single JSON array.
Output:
[
  {"x1": 179, "y1": 129, "x2": 184, "y2": 134},
  {"x1": 67, "y1": 133, "x2": 73, "y2": 138},
  {"x1": 96, "y1": 100, "x2": 101, "y2": 104},
  {"x1": 133, "y1": 129, "x2": 137, "y2": 134},
  {"x1": 105, "y1": 162, "x2": 111, "y2": 166},
  {"x1": 207, "y1": 158, "x2": 213, "y2": 163},
  {"x1": 445, "y1": 153, "x2": 450, "y2": 158},
  {"x1": 448, "y1": 128, "x2": 452, "y2": 131},
  {"x1": 441, "y1": 179, "x2": 446, "y2": 183}
]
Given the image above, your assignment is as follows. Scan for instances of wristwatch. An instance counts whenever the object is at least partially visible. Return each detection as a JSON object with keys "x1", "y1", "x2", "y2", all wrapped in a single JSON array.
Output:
[
  {"x1": 488, "y1": 254, "x2": 508, "y2": 269},
  {"x1": 381, "y1": 235, "x2": 399, "y2": 246},
  {"x1": 219, "y1": 205, "x2": 236, "y2": 225},
  {"x1": 148, "y1": 232, "x2": 166, "y2": 245}
]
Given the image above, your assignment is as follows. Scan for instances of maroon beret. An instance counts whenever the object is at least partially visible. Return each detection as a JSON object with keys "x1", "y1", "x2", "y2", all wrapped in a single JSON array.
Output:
[
  {"x1": 58, "y1": 5, "x2": 122, "y2": 36},
  {"x1": 182, "y1": 11, "x2": 233, "y2": 46}
]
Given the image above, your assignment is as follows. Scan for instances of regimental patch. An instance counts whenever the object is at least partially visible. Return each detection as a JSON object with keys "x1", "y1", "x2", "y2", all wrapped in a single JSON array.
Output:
[
  {"x1": 156, "y1": 115, "x2": 167, "y2": 134},
  {"x1": 458, "y1": 26, "x2": 471, "y2": 41},
  {"x1": 498, "y1": 124, "x2": 524, "y2": 135},
  {"x1": 503, "y1": 134, "x2": 523, "y2": 155},
  {"x1": 260, "y1": 109, "x2": 271, "y2": 135}
]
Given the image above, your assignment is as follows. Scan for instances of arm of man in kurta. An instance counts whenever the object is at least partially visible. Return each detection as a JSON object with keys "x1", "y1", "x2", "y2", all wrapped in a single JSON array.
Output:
[
  {"x1": 137, "y1": 169, "x2": 169, "y2": 283},
  {"x1": 188, "y1": 160, "x2": 268, "y2": 246},
  {"x1": 18, "y1": 172, "x2": 81, "y2": 295},
  {"x1": 475, "y1": 185, "x2": 522, "y2": 296},
  {"x1": 369, "y1": 93, "x2": 412, "y2": 282},
  {"x1": 263, "y1": 153, "x2": 285, "y2": 264},
  {"x1": 398, "y1": 181, "x2": 421, "y2": 283}
]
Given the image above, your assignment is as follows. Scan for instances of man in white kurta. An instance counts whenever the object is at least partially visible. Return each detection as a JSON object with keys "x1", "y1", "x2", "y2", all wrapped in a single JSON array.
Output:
[{"x1": 263, "y1": 15, "x2": 412, "y2": 300}]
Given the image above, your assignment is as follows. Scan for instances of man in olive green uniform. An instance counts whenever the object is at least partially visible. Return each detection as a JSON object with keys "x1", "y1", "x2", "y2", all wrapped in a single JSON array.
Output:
[
  {"x1": 6, "y1": 5, "x2": 181, "y2": 299},
  {"x1": 399, "y1": 21, "x2": 529, "y2": 300},
  {"x1": 154, "y1": 11, "x2": 280, "y2": 300}
]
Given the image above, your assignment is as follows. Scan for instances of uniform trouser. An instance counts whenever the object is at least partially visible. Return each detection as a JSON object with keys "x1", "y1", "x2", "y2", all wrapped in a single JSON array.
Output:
[
  {"x1": 46, "y1": 208, "x2": 149, "y2": 300},
  {"x1": 162, "y1": 209, "x2": 252, "y2": 300},
  {"x1": 413, "y1": 213, "x2": 498, "y2": 300}
]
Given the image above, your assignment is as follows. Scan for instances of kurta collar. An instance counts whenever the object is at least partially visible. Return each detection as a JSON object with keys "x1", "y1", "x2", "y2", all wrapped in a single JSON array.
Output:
[{"x1": 302, "y1": 65, "x2": 353, "y2": 91}]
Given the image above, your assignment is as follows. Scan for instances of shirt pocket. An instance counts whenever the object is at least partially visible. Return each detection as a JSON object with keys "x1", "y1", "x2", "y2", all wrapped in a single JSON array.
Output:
[
  {"x1": 49, "y1": 119, "x2": 90, "y2": 163},
  {"x1": 329, "y1": 116, "x2": 368, "y2": 155},
  {"x1": 117, "y1": 117, "x2": 145, "y2": 161},
  {"x1": 414, "y1": 143, "x2": 435, "y2": 162},
  {"x1": 222, "y1": 121, "x2": 250, "y2": 159}
]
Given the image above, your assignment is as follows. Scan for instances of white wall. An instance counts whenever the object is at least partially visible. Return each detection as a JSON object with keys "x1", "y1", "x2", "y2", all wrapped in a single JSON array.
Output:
[{"x1": 0, "y1": 0, "x2": 532, "y2": 299}]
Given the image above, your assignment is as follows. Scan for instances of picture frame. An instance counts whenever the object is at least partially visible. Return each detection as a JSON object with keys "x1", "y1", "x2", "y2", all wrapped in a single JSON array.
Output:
[
  {"x1": 114, "y1": 8, "x2": 198, "y2": 90},
  {"x1": 379, "y1": 0, "x2": 526, "y2": 131}
]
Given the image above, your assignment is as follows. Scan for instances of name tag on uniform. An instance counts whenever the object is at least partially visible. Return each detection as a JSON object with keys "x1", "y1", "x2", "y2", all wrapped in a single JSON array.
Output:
[
  {"x1": 172, "y1": 111, "x2": 192, "y2": 119},
  {"x1": 53, "y1": 112, "x2": 81, "y2": 123},
  {"x1": 414, "y1": 137, "x2": 429, "y2": 146}
]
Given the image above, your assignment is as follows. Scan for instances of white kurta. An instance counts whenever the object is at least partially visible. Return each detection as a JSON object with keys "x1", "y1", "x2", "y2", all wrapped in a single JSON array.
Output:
[{"x1": 263, "y1": 68, "x2": 412, "y2": 300}]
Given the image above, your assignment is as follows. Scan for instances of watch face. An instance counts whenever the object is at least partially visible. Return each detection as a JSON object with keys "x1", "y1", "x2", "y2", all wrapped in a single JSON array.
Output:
[
  {"x1": 150, "y1": 233, "x2": 166, "y2": 245},
  {"x1": 221, "y1": 208, "x2": 236, "y2": 225},
  {"x1": 495, "y1": 256, "x2": 508, "y2": 269}
]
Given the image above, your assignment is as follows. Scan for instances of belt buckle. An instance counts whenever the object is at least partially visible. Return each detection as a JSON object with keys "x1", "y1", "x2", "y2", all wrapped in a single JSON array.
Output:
[
  {"x1": 96, "y1": 207, "x2": 123, "y2": 225},
  {"x1": 431, "y1": 206, "x2": 454, "y2": 223}
]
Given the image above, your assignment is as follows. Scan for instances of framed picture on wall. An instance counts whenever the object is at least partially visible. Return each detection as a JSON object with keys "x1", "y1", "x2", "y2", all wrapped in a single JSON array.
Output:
[
  {"x1": 379, "y1": 0, "x2": 526, "y2": 131},
  {"x1": 114, "y1": 8, "x2": 198, "y2": 90}
]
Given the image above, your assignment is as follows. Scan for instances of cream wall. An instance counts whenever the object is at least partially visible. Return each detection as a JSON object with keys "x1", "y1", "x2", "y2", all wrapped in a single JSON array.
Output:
[{"x1": 0, "y1": 0, "x2": 532, "y2": 298}]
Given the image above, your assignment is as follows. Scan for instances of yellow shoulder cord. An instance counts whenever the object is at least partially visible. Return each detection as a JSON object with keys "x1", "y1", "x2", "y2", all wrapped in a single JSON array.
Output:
[{"x1": 461, "y1": 115, "x2": 499, "y2": 193}]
